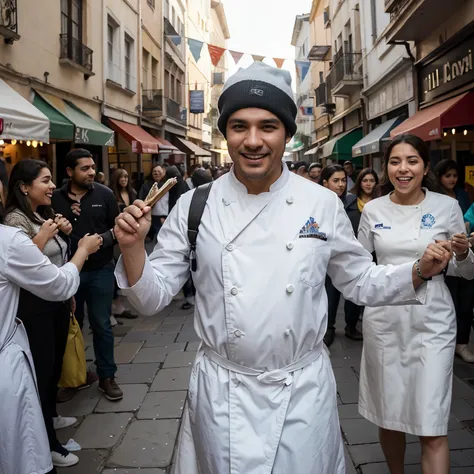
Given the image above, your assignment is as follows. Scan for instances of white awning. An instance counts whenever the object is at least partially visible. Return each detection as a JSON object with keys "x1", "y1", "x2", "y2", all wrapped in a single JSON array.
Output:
[
  {"x1": 304, "y1": 146, "x2": 319, "y2": 156},
  {"x1": 0, "y1": 79, "x2": 50, "y2": 143},
  {"x1": 175, "y1": 137, "x2": 212, "y2": 157}
]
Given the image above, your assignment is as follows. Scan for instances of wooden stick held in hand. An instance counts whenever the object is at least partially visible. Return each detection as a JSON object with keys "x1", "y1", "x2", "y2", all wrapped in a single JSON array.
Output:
[{"x1": 143, "y1": 178, "x2": 177, "y2": 207}]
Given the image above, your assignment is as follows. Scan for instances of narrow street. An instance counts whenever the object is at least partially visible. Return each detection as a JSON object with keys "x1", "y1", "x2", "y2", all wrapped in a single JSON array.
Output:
[{"x1": 57, "y1": 297, "x2": 474, "y2": 474}]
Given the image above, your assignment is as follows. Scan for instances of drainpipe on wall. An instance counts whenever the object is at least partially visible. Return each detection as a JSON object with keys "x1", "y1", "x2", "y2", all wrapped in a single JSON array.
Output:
[
  {"x1": 137, "y1": 0, "x2": 144, "y2": 186},
  {"x1": 101, "y1": 0, "x2": 109, "y2": 182}
]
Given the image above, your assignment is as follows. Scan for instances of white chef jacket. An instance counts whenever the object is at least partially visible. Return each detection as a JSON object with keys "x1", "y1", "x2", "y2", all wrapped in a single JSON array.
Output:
[
  {"x1": 116, "y1": 164, "x2": 427, "y2": 474},
  {"x1": 0, "y1": 225, "x2": 79, "y2": 474}
]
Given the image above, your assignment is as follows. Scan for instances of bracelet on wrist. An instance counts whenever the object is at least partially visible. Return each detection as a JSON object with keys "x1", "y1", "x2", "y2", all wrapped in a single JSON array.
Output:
[
  {"x1": 455, "y1": 248, "x2": 469, "y2": 258},
  {"x1": 414, "y1": 259, "x2": 432, "y2": 282}
]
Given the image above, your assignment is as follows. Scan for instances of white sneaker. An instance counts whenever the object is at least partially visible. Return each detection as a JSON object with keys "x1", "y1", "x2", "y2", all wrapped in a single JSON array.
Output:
[
  {"x1": 51, "y1": 450, "x2": 79, "y2": 467},
  {"x1": 53, "y1": 416, "x2": 77, "y2": 430},
  {"x1": 456, "y1": 344, "x2": 474, "y2": 363},
  {"x1": 110, "y1": 315, "x2": 118, "y2": 327}
]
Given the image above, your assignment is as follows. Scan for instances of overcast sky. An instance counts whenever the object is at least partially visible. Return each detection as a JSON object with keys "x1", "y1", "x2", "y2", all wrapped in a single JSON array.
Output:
[{"x1": 221, "y1": 0, "x2": 313, "y2": 84}]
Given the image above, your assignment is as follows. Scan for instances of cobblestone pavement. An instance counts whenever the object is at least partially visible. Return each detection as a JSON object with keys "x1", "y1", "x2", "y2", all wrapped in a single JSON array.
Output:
[{"x1": 57, "y1": 297, "x2": 474, "y2": 473}]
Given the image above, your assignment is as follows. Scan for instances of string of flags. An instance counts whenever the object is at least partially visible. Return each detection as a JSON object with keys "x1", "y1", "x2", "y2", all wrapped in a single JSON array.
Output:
[{"x1": 167, "y1": 33, "x2": 311, "y2": 80}]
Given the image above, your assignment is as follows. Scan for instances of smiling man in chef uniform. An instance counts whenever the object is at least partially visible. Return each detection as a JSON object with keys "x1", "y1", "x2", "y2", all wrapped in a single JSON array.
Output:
[{"x1": 114, "y1": 63, "x2": 452, "y2": 474}]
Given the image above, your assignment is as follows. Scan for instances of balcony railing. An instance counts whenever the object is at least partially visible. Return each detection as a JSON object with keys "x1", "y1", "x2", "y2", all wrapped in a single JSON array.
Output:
[
  {"x1": 142, "y1": 89, "x2": 163, "y2": 119},
  {"x1": 328, "y1": 52, "x2": 362, "y2": 93},
  {"x1": 0, "y1": 0, "x2": 20, "y2": 43},
  {"x1": 167, "y1": 97, "x2": 186, "y2": 124},
  {"x1": 59, "y1": 33, "x2": 93, "y2": 73}
]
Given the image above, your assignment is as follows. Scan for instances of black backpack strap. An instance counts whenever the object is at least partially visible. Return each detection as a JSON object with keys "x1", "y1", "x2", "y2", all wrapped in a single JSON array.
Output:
[{"x1": 187, "y1": 182, "x2": 213, "y2": 272}]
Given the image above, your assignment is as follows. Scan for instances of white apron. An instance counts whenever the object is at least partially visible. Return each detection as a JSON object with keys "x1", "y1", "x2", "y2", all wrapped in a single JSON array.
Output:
[
  {"x1": 0, "y1": 225, "x2": 80, "y2": 474},
  {"x1": 117, "y1": 166, "x2": 427, "y2": 474},
  {"x1": 358, "y1": 191, "x2": 474, "y2": 436},
  {"x1": 0, "y1": 321, "x2": 53, "y2": 474}
]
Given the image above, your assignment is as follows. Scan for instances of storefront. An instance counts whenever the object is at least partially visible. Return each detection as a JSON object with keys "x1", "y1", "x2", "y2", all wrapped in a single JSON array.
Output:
[
  {"x1": 106, "y1": 117, "x2": 163, "y2": 187},
  {"x1": 173, "y1": 136, "x2": 212, "y2": 170},
  {"x1": 391, "y1": 21, "x2": 474, "y2": 184},
  {"x1": 321, "y1": 128, "x2": 363, "y2": 167},
  {"x1": 0, "y1": 78, "x2": 50, "y2": 177},
  {"x1": 352, "y1": 116, "x2": 404, "y2": 174},
  {"x1": 32, "y1": 91, "x2": 114, "y2": 184}
]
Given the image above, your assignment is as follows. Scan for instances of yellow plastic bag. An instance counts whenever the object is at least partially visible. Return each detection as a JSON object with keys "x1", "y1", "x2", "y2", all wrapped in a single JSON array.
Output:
[{"x1": 59, "y1": 314, "x2": 87, "y2": 388}]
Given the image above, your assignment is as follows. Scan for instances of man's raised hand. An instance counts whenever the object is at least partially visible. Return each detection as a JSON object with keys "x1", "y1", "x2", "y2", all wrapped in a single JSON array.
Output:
[{"x1": 114, "y1": 200, "x2": 152, "y2": 248}]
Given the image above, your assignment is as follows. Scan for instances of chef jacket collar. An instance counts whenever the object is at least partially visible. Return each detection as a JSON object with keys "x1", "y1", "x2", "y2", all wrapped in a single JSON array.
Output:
[{"x1": 228, "y1": 159, "x2": 290, "y2": 195}]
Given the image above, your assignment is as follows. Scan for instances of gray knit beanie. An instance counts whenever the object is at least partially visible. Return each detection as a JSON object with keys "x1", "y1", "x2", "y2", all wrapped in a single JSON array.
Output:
[{"x1": 217, "y1": 62, "x2": 297, "y2": 138}]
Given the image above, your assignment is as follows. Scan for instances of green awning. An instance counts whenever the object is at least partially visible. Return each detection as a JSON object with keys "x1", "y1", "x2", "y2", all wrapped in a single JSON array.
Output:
[
  {"x1": 35, "y1": 91, "x2": 114, "y2": 146},
  {"x1": 33, "y1": 93, "x2": 74, "y2": 140},
  {"x1": 322, "y1": 128, "x2": 363, "y2": 160}
]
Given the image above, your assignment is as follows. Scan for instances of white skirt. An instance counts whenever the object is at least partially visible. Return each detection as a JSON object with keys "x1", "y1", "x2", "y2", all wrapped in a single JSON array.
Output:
[{"x1": 359, "y1": 276, "x2": 455, "y2": 436}]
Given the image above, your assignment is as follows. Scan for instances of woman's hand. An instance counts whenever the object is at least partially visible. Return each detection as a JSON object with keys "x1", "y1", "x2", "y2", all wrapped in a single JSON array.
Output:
[
  {"x1": 37, "y1": 219, "x2": 59, "y2": 242},
  {"x1": 78, "y1": 233, "x2": 103, "y2": 255},
  {"x1": 54, "y1": 214, "x2": 73, "y2": 235},
  {"x1": 450, "y1": 233, "x2": 470, "y2": 261}
]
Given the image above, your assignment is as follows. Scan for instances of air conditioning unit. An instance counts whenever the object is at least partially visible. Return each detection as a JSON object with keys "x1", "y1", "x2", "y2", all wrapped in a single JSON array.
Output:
[{"x1": 322, "y1": 103, "x2": 336, "y2": 115}]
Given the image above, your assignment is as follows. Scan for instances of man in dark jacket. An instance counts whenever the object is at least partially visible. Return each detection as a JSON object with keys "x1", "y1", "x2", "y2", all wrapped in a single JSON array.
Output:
[{"x1": 52, "y1": 149, "x2": 123, "y2": 401}]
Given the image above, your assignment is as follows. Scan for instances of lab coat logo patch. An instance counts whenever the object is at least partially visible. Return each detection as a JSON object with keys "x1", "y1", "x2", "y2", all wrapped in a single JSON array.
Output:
[
  {"x1": 299, "y1": 217, "x2": 327, "y2": 241},
  {"x1": 421, "y1": 213, "x2": 435, "y2": 229}
]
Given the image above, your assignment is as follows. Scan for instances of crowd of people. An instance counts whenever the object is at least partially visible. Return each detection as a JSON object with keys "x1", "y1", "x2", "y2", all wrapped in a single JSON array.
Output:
[{"x1": 1, "y1": 61, "x2": 474, "y2": 474}]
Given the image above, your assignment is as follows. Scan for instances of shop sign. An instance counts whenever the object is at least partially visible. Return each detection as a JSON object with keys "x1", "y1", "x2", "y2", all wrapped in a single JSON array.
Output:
[
  {"x1": 419, "y1": 33, "x2": 474, "y2": 104},
  {"x1": 75, "y1": 127, "x2": 90, "y2": 144},
  {"x1": 189, "y1": 91, "x2": 205, "y2": 114}
]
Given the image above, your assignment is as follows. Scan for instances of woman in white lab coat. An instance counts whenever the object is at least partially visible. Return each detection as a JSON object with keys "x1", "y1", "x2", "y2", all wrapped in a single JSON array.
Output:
[
  {"x1": 0, "y1": 212, "x2": 101, "y2": 474},
  {"x1": 358, "y1": 134, "x2": 474, "y2": 474}
]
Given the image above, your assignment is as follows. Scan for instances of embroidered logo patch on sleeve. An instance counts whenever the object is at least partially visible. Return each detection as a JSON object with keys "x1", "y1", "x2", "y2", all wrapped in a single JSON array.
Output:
[{"x1": 299, "y1": 217, "x2": 327, "y2": 241}]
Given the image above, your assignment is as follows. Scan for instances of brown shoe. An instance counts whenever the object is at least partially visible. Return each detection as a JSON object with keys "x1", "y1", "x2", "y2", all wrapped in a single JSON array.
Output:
[
  {"x1": 56, "y1": 388, "x2": 76, "y2": 403},
  {"x1": 99, "y1": 377, "x2": 123, "y2": 401}
]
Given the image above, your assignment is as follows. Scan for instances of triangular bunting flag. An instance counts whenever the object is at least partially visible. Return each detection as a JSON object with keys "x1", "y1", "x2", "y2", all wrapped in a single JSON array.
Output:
[
  {"x1": 295, "y1": 60, "x2": 311, "y2": 81},
  {"x1": 208, "y1": 44, "x2": 226, "y2": 67},
  {"x1": 273, "y1": 58, "x2": 285, "y2": 69},
  {"x1": 188, "y1": 39, "x2": 204, "y2": 63},
  {"x1": 169, "y1": 35, "x2": 182, "y2": 46},
  {"x1": 252, "y1": 54, "x2": 265, "y2": 62},
  {"x1": 229, "y1": 50, "x2": 244, "y2": 65}
]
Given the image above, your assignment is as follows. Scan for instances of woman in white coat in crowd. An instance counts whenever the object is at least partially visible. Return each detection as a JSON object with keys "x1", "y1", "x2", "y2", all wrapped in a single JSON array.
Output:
[
  {"x1": 0, "y1": 208, "x2": 101, "y2": 474},
  {"x1": 358, "y1": 134, "x2": 474, "y2": 474},
  {"x1": 114, "y1": 63, "x2": 453, "y2": 474}
]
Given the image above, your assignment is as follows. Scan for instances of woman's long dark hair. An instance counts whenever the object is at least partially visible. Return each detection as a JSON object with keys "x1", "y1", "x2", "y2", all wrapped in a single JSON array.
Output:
[
  {"x1": 110, "y1": 168, "x2": 134, "y2": 203},
  {"x1": 6, "y1": 159, "x2": 55, "y2": 225},
  {"x1": 351, "y1": 167, "x2": 379, "y2": 198},
  {"x1": 320, "y1": 164, "x2": 347, "y2": 198},
  {"x1": 433, "y1": 159, "x2": 460, "y2": 195},
  {"x1": 378, "y1": 134, "x2": 440, "y2": 196}
]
